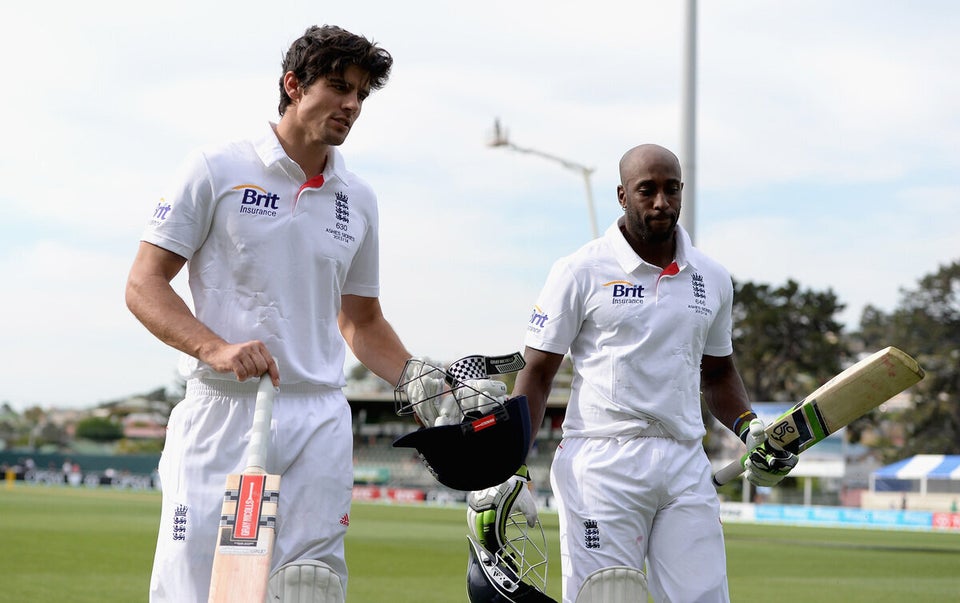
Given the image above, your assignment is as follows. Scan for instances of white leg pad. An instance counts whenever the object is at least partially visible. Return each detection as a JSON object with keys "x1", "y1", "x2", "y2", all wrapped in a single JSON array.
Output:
[
  {"x1": 266, "y1": 560, "x2": 345, "y2": 603},
  {"x1": 575, "y1": 566, "x2": 648, "y2": 603}
]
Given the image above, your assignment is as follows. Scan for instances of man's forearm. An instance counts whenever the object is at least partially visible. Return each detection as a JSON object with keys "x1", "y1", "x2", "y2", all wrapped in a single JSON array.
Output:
[
  {"x1": 126, "y1": 275, "x2": 225, "y2": 360},
  {"x1": 341, "y1": 315, "x2": 410, "y2": 386}
]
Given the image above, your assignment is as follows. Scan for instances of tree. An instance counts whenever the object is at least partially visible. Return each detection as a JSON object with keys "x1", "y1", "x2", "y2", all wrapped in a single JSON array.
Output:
[
  {"x1": 731, "y1": 279, "x2": 851, "y2": 402},
  {"x1": 856, "y1": 260, "x2": 960, "y2": 460},
  {"x1": 703, "y1": 279, "x2": 850, "y2": 469},
  {"x1": 22, "y1": 406, "x2": 45, "y2": 425},
  {"x1": 74, "y1": 417, "x2": 124, "y2": 443},
  {"x1": 37, "y1": 422, "x2": 68, "y2": 449}
]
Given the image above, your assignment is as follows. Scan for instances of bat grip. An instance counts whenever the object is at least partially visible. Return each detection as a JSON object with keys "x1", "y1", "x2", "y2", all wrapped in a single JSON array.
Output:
[
  {"x1": 712, "y1": 453, "x2": 747, "y2": 487},
  {"x1": 248, "y1": 374, "x2": 277, "y2": 472}
]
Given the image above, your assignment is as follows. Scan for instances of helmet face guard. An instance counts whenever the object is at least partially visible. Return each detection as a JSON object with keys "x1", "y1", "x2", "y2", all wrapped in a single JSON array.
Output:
[
  {"x1": 393, "y1": 356, "x2": 531, "y2": 491},
  {"x1": 394, "y1": 353, "x2": 525, "y2": 418},
  {"x1": 466, "y1": 508, "x2": 555, "y2": 603}
]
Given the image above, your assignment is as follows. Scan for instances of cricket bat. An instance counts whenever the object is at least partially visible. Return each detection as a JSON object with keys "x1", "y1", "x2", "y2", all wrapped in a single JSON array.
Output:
[
  {"x1": 712, "y1": 346, "x2": 924, "y2": 486},
  {"x1": 208, "y1": 375, "x2": 280, "y2": 602}
]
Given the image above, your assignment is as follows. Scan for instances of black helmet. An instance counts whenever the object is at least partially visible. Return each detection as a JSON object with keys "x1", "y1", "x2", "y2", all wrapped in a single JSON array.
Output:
[
  {"x1": 393, "y1": 395, "x2": 531, "y2": 491},
  {"x1": 393, "y1": 356, "x2": 531, "y2": 491}
]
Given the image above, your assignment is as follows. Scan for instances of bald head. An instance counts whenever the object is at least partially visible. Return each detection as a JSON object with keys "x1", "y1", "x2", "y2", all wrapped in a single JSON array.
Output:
[
  {"x1": 616, "y1": 143, "x2": 683, "y2": 255},
  {"x1": 618, "y1": 144, "x2": 682, "y2": 186}
]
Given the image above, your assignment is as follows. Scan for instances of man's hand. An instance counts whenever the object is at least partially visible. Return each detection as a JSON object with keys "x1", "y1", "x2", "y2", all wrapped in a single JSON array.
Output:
[
  {"x1": 396, "y1": 363, "x2": 512, "y2": 427},
  {"x1": 396, "y1": 358, "x2": 447, "y2": 426},
  {"x1": 454, "y1": 379, "x2": 508, "y2": 418},
  {"x1": 740, "y1": 417, "x2": 766, "y2": 452},
  {"x1": 201, "y1": 340, "x2": 279, "y2": 385},
  {"x1": 467, "y1": 465, "x2": 538, "y2": 553},
  {"x1": 406, "y1": 373, "x2": 446, "y2": 426},
  {"x1": 744, "y1": 441, "x2": 798, "y2": 487},
  {"x1": 738, "y1": 416, "x2": 798, "y2": 487}
]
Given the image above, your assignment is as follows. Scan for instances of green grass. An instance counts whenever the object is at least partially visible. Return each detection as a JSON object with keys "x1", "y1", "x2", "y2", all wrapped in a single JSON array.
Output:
[
  {"x1": 723, "y1": 522, "x2": 960, "y2": 602},
  {"x1": 0, "y1": 484, "x2": 158, "y2": 602},
  {"x1": 345, "y1": 502, "x2": 562, "y2": 601},
  {"x1": 2, "y1": 484, "x2": 959, "y2": 602}
]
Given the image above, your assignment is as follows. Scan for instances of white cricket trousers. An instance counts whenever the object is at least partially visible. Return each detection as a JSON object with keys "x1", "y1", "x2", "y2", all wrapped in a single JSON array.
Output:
[
  {"x1": 550, "y1": 434, "x2": 729, "y2": 603},
  {"x1": 149, "y1": 379, "x2": 353, "y2": 602}
]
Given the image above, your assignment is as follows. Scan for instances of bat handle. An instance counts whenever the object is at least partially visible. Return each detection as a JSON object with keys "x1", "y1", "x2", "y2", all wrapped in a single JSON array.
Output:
[
  {"x1": 248, "y1": 373, "x2": 277, "y2": 472},
  {"x1": 712, "y1": 453, "x2": 748, "y2": 487}
]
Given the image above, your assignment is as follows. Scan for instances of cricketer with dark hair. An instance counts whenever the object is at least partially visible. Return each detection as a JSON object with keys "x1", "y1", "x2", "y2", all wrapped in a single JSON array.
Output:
[{"x1": 126, "y1": 25, "x2": 432, "y2": 602}]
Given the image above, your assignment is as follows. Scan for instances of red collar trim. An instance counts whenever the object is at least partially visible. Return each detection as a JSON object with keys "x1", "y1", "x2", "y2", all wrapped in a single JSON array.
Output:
[
  {"x1": 658, "y1": 261, "x2": 680, "y2": 283},
  {"x1": 296, "y1": 174, "x2": 325, "y2": 206}
]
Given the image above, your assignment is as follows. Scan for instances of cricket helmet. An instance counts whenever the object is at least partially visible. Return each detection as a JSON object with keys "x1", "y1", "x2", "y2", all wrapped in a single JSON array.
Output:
[
  {"x1": 466, "y1": 511, "x2": 555, "y2": 603},
  {"x1": 393, "y1": 356, "x2": 531, "y2": 491}
]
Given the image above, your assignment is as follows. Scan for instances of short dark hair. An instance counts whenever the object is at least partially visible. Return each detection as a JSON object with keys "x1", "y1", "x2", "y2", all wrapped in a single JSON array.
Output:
[{"x1": 278, "y1": 25, "x2": 393, "y2": 116}]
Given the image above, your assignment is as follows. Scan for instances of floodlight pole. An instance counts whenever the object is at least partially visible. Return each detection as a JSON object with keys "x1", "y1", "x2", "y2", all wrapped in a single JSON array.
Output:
[
  {"x1": 680, "y1": 0, "x2": 698, "y2": 244},
  {"x1": 488, "y1": 119, "x2": 599, "y2": 239}
]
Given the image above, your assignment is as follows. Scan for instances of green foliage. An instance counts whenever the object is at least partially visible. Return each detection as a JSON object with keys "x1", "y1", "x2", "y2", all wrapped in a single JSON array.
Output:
[
  {"x1": 22, "y1": 406, "x2": 45, "y2": 424},
  {"x1": 115, "y1": 438, "x2": 164, "y2": 454},
  {"x1": 732, "y1": 278, "x2": 850, "y2": 401},
  {"x1": 74, "y1": 416, "x2": 124, "y2": 442},
  {"x1": 42, "y1": 422, "x2": 69, "y2": 447},
  {"x1": 857, "y1": 260, "x2": 960, "y2": 460}
]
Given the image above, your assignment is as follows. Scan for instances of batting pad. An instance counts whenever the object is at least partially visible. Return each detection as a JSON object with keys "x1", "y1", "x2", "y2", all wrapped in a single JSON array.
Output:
[
  {"x1": 267, "y1": 560, "x2": 344, "y2": 603},
  {"x1": 575, "y1": 566, "x2": 648, "y2": 603}
]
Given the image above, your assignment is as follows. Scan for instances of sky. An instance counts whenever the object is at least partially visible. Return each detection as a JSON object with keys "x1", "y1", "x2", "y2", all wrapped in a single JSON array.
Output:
[{"x1": 1, "y1": 1, "x2": 957, "y2": 411}]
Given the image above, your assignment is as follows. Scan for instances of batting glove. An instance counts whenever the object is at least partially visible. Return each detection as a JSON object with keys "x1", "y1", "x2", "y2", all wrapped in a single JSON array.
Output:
[
  {"x1": 454, "y1": 379, "x2": 508, "y2": 418},
  {"x1": 739, "y1": 417, "x2": 767, "y2": 452},
  {"x1": 397, "y1": 357, "x2": 447, "y2": 426},
  {"x1": 744, "y1": 442, "x2": 798, "y2": 487},
  {"x1": 467, "y1": 465, "x2": 538, "y2": 554},
  {"x1": 737, "y1": 416, "x2": 798, "y2": 487}
]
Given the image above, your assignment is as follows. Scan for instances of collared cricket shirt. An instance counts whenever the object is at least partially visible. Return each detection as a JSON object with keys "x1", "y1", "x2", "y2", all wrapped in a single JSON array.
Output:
[
  {"x1": 524, "y1": 223, "x2": 734, "y2": 440},
  {"x1": 141, "y1": 123, "x2": 379, "y2": 387}
]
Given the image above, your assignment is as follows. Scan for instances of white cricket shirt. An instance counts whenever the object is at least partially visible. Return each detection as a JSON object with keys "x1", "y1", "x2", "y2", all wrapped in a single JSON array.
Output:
[
  {"x1": 524, "y1": 222, "x2": 734, "y2": 440},
  {"x1": 141, "y1": 123, "x2": 380, "y2": 387}
]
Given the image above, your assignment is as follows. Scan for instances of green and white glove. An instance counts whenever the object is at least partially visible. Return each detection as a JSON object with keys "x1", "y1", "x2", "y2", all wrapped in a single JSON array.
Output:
[
  {"x1": 467, "y1": 465, "x2": 538, "y2": 554},
  {"x1": 739, "y1": 417, "x2": 798, "y2": 487}
]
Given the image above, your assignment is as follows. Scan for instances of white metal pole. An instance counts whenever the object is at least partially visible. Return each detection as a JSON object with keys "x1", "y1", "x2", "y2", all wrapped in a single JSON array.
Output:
[{"x1": 680, "y1": 0, "x2": 697, "y2": 244}]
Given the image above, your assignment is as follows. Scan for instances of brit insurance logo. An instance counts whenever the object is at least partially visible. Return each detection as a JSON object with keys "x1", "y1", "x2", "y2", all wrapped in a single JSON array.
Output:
[
  {"x1": 604, "y1": 280, "x2": 645, "y2": 305},
  {"x1": 527, "y1": 305, "x2": 549, "y2": 335},
  {"x1": 149, "y1": 198, "x2": 172, "y2": 226},
  {"x1": 233, "y1": 184, "x2": 280, "y2": 218}
]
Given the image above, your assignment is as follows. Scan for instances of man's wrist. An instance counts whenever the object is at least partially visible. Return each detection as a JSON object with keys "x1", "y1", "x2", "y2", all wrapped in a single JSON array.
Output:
[{"x1": 733, "y1": 411, "x2": 758, "y2": 443}]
